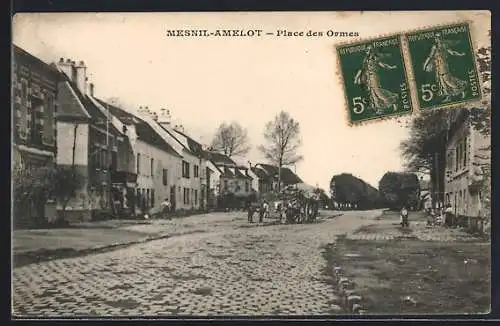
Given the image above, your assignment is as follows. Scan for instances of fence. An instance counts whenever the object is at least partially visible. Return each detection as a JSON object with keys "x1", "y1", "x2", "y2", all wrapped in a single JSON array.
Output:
[{"x1": 456, "y1": 215, "x2": 490, "y2": 235}]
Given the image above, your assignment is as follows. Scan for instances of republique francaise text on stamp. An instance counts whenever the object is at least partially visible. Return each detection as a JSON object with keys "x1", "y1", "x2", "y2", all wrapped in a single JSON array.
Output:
[
  {"x1": 405, "y1": 22, "x2": 481, "y2": 110},
  {"x1": 337, "y1": 36, "x2": 413, "y2": 124}
]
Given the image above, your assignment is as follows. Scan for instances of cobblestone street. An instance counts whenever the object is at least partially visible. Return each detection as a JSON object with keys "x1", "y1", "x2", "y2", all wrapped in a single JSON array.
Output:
[{"x1": 12, "y1": 210, "x2": 381, "y2": 317}]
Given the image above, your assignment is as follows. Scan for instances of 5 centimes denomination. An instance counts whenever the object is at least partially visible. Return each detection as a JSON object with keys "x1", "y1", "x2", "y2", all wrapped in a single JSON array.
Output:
[
  {"x1": 405, "y1": 22, "x2": 481, "y2": 110},
  {"x1": 337, "y1": 36, "x2": 413, "y2": 124}
]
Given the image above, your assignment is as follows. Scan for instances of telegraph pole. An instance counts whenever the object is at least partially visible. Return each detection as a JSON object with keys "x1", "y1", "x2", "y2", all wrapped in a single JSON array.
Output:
[{"x1": 106, "y1": 103, "x2": 113, "y2": 215}]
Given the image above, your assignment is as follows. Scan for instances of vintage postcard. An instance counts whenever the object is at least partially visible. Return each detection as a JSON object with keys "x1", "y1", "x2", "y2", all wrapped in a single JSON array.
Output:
[
  {"x1": 11, "y1": 11, "x2": 491, "y2": 318},
  {"x1": 405, "y1": 22, "x2": 482, "y2": 110}
]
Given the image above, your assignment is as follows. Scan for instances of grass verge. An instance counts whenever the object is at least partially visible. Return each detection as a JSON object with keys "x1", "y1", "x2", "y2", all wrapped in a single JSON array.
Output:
[{"x1": 323, "y1": 237, "x2": 491, "y2": 315}]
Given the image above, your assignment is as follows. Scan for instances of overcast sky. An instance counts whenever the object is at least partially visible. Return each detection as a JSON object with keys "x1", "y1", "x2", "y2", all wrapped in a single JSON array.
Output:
[{"x1": 13, "y1": 11, "x2": 490, "y2": 190}]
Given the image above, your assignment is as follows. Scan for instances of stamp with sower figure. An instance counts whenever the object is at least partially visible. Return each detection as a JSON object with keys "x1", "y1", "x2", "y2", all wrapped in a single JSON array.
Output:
[
  {"x1": 337, "y1": 35, "x2": 413, "y2": 124},
  {"x1": 405, "y1": 22, "x2": 481, "y2": 110}
]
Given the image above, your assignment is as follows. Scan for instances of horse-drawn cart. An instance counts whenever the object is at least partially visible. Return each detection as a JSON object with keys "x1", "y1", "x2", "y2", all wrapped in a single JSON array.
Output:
[{"x1": 279, "y1": 183, "x2": 320, "y2": 224}]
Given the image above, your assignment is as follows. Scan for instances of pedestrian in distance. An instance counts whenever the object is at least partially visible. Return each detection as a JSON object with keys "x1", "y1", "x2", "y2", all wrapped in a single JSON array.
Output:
[
  {"x1": 247, "y1": 201, "x2": 254, "y2": 223},
  {"x1": 400, "y1": 205, "x2": 409, "y2": 228},
  {"x1": 444, "y1": 203, "x2": 454, "y2": 228},
  {"x1": 259, "y1": 201, "x2": 265, "y2": 223},
  {"x1": 263, "y1": 201, "x2": 270, "y2": 219},
  {"x1": 161, "y1": 198, "x2": 172, "y2": 220}
]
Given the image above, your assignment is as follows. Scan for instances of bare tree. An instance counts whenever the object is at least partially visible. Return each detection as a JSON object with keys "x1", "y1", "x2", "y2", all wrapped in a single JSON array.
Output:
[
  {"x1": 258, "y1": 111, "x2": 303, "y2": 192},
  {"x1": 210, "y1": 121, "x2": 251, "y2": 158}
]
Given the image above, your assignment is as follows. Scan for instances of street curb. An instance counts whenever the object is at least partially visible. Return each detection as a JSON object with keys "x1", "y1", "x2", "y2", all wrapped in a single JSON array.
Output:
[
  {"x1": 332, "y1": 265, "x2": 367, "y2": 315},
  {"x1": 13, "y1": 230, "x2": 207, "y2": 268}
]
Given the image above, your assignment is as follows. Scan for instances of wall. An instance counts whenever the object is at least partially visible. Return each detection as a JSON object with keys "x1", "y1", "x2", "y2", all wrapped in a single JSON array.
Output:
[
  {"x1": 57, "y1": 122, "x2": 89, "y2": 166},
  {"x1": 134, "y1": 139, "x2": 181, "y2": 214},
  {"x1": 177, "y1": 152, "x2": 203, "y2": 210},
  {"x1": 445, "y1": 118, "x2": 491, "y2": 217},
  {"x1": 220, "y1": 175, "x2": 252, "y2": 197}
]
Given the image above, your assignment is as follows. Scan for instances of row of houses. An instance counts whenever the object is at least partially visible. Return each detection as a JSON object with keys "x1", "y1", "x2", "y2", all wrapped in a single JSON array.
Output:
[{"x1": 12, "y1": 45, "x2": 303, "y2": 224}]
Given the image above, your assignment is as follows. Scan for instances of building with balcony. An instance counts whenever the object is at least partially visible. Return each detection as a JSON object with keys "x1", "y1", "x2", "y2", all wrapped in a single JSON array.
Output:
[{"x1": 444, "y1": 109, "x2": 491, "y2": 218}]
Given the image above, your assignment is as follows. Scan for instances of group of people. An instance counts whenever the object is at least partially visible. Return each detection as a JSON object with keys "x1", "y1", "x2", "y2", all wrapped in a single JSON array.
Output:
[
  {"x1": 400, "y1": 203, "x2": 456, "y2": 228},
  {"x1": 247, "y1": 200, "x2": 273, "y2": 223},
  {"x1": 426, "y1": 204, "x2": 455, "y2": 227}
]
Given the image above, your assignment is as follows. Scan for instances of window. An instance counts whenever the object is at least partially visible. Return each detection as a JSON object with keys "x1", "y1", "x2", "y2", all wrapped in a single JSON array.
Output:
[
  {"x1": 224, "y1": 179, "x2": 228, "y2": 190},
  {"x1": 137, "y1": 153, "x2": 141, "y2": 174},
  {"x1": 151, "y1": 158, "x2": 154, "y2": 176},
  {"x1": 194, "y1": 189, "x2": 198, "y2": 206},
  {"x1": 183, "y1": 187, "x2": 190, "y2": 205},
  {"x1": 245, "y1": 181, "x2": 249, "y2": 192},
  {"x1": 182, "y1": 161, "x2": 190, "y2": 178},
  {"x1": 162, "y1": 168, "x2": 168, "y2": 186},
  {"x1": 43, "y1": 91, "x2": 54, "y2": 145},
  {"x1": 463, "y1": 137, "x2": 467, "y2": 168},
  {"x1": 151, "y1": 189, "x2": 155, "y2": 207},
  {"x1": 455, "y1": 147, "x2": 459, "y2": 172},
  {"x1": 31, "y1": 97, "x2": 44, "y2": 145},
  {"x1": 111, "y1": 151, "x2": 117, "y2": 170},
  {"x1": 146, "y1": 189, "x2": 150, "y2": 209},
  {"x1": 19, "y1": 79, "x2": 28, "y2": 139},
  {"x1": 194, "y1": 165, "x2": 199, "y2": 178}
]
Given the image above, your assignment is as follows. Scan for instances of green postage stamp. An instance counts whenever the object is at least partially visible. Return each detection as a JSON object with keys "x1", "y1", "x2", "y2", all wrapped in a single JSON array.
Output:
[
  {"x1": 337, "y1": 36, "x2": 413, "y2": 124},
  {"x1": 405, "y1": 22, "x2": 481, "y2": 110}
]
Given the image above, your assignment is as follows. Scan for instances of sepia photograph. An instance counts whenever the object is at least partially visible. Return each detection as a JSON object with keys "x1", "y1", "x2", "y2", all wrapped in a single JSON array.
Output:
[{"x1": 11, "y1": 11, "x2": 491, "y2": 318}]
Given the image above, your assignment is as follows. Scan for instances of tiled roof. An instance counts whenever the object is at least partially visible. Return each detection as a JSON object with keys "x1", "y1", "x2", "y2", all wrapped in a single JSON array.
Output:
[
  {"x1": 57, "y1": 73, "x2": 121, "y2": 135},
  {"x1": 95, "y1": 99, "x2": 181, "y2": 157},
  {"x1": 257, "y1": 163, "x2": 303, "y2": 184},
  {"x1": 13, "y1": 45, "x2": 61, "y2": 79},
  {"x1": 250, "y1": 167, "x2": 271, "y2": 180},
  {"x1": 234, "y1": 168, "x2": 251, "y2": 179},
  {"x1": 173, "y1": 129, "x2": 204, "y2": 157},
  {"x1": 221, "y1": 167, "x2": 235, "y2": 178},
  {"x1": 203, "y1": 150, "x2": 236, "y2": 166}
]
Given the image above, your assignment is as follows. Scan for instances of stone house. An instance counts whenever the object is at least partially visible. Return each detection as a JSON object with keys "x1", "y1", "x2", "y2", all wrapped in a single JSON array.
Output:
[
  {"x1": 12, "y1": 45, "x2": 59, "y2": 226},
  {"x1": 138, "y1": 109, "x2": 207, "y2": 211},
  {"x1": 95, "y1": 101, "x2": 183, "y2": 216},
  {"x1": 54, "y1": 58, "x2": 135, "y2": 221},
  {"x1": 252, "y1": 163, "x2": 303, "y2": 193},
  {"x1": 444, "y1": 109, "x2": 491, "y2": 218},
  {"x1": 204, "y1": 151, "x2": 253, "y2": 199}
]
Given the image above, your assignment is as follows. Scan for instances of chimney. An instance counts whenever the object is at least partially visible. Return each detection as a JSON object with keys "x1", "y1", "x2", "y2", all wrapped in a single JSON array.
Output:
[
  {"x1": 56, "y1": 57, "x2": 74, "y2": 79},
  {"x1": 74, "y1": 60, "x2": 87, "y2": 94},
  {"x1": 158, "y1": 108, "x2": 172, "y2": 125},
  {"x1": 89, "y1": 83, "x2": 95, "y2": 97}
]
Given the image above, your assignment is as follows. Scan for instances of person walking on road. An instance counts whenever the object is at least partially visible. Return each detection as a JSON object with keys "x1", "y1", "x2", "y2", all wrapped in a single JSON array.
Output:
[
  {"x1": 161, "y1": 198, "x2": 172, "y2": 220},
  {"x1": 247, "y1": 201, "x2": 255, "y2": 223},
  {"x1": 400, "y1": 205, "x2": 409, "y2": 228}
]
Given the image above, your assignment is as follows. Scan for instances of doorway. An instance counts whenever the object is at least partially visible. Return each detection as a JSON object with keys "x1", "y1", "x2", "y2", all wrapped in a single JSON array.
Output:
[{"x1": 170, "y1": 185, "x2": 176, "y2": 212}]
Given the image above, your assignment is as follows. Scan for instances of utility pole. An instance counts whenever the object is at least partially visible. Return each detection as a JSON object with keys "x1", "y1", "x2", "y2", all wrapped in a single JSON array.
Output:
[{"x1": 106, "y1": 103, "x2": 113, "y2": 216}]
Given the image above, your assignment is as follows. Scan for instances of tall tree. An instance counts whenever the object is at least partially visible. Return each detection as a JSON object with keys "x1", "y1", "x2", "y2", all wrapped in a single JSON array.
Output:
[
  {"x1": 210, "y1": 121, "x2": 251, "y2": 158},
  {"x1": 400, "y1": 40, "x2": 491, "y2": 208},
  {"x1": 379, "y1": 172, "x2": 420, "y2": 210},
  {"x1": 258, "y1": 111, "x2": 303, "y2": 192}
]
